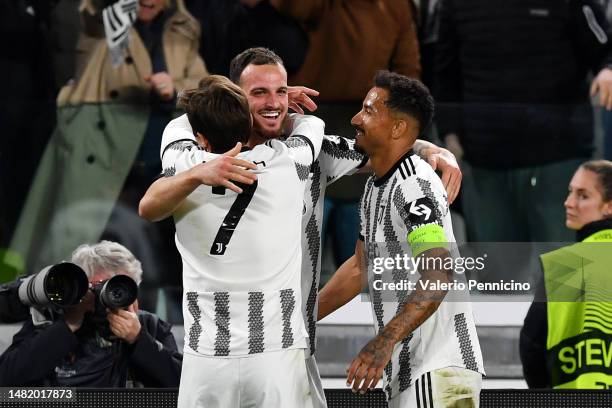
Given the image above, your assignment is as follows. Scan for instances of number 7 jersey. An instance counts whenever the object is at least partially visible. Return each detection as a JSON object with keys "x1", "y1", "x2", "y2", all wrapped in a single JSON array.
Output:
[{"x1": 161, "y1": 114, "x2": 324, "y2": 357}]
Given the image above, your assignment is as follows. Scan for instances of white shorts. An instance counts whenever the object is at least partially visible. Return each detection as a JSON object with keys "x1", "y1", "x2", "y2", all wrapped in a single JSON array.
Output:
[
  {"x1": 305, "y1": 354, "x2": 328, "y2": 408},
  {"x1": 388, "y1": 367, "x2": 482, "y2": 408},
  {"x1": 178, "y1": 348, "x2": 313, "y2": 408}
]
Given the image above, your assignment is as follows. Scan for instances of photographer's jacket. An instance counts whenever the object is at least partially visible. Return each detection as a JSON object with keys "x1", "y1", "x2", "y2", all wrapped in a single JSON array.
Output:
[{"x1": 0, "y1": 311, "x2": 182, "y2": 387}]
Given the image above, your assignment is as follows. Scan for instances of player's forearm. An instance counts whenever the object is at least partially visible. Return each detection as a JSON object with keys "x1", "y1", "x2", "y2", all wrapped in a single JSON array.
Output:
[
  {"x1": 379, "y1": 249, "x2": 452, "y2": 344},
  {"x1": 412, "y1": 139, "x2": 436, "y2": 156},
  {"x1": 317, "y1": 254, "x2": 362, "y2": 320},
  {"x1": 138, "y1": 172, "x2": 200, "y2": 222},
  {"x1": 381, "y1": 292, "x2": 445, "y2": 345}
]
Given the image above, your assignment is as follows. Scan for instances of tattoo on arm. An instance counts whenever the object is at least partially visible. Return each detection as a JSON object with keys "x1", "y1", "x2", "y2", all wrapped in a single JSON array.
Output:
[
  {"x1": 362, "y1": 331, "x2": 396, "y2": 365},
  {"x1": 378, "y1": 248, "x2": 453, "y2": 344}
]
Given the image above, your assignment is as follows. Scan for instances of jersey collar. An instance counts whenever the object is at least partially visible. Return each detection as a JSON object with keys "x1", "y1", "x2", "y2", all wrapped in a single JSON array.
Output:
[{"x1": 373, "y1": 149, "x2": 416, "y2": 187}]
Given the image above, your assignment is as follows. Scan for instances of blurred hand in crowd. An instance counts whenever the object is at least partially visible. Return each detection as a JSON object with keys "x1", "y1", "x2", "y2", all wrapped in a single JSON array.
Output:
[
  {"x1": 145, "y1": 72, "x2": 175, "y2": 101},
  {"x1": 138, "y1": 0, "x2": 166, "y2": 23}
]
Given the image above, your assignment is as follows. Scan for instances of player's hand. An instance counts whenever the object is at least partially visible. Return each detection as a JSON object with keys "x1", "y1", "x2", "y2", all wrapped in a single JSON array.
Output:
[
  {"x1": 422, "y1": 142, "x2": 462, "y2": 204},
  {"x1": 591, "y1": 68, "x2": 612, "y2": 110},
  {"x1": 288, "y1": 86, "x2": 319, "y2": 114},
  {"x1": 107, "y1": 303, "x2": 141, "y2": 344},
  {"x1": 145, "y1": 72, "x2": 175, "y2": 101},
  {"x1": 189, "y1": 142, "x2": 258, "y2": 194},
  {"x1": 346, "y1": 334, "x2": 395, "y2": 394}
]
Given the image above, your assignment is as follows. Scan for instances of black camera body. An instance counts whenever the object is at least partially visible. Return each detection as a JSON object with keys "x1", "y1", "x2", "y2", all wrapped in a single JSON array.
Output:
[{"x1": 87, "y1": 275, "x2": 139, "y2": 338}]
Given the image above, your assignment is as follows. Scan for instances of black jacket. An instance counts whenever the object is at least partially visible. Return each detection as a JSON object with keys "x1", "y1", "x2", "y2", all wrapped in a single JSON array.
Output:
[
  {"x1": 434, "y1": 0, "x2": 612, "y2": 168},
  {"x1": 0, "y1": 310, "x2": 182, "y2": 387}
]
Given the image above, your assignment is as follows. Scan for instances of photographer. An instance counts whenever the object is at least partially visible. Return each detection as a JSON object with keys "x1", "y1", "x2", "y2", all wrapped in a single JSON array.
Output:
[{"x1": 0, "y1": 241, "x2": 182, "y2": 387}]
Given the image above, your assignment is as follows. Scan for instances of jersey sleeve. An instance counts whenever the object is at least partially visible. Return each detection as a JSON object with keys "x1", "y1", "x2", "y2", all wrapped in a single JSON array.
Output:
[
  {"x1": 160, "y1": 114, "x2": 219, "y2": 177},
  {"x1": 160, "y1": 114, "x2": 196, "y2": 161},
  {"x1": 161, "y1": 139, "x2": 218, "y2": 177},
  {"x1": 318, "y1": 135, "x2": 368, "y2": 185},
  {"x1": 392, "y1": 178, "x2": 448, "y2": 257},
  {"x1": 279, "y1": 113, "x2": 325, "y2": 167}
]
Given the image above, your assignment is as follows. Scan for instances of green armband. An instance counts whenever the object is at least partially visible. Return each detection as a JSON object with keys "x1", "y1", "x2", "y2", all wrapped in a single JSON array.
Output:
[{"x1": 407, "y1": 223, "x2": 447, "y2": 257}]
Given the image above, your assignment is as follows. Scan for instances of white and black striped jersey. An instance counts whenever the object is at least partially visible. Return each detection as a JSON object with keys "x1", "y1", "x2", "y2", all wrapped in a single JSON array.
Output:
[
  {"x1": 160, "y1": 114, "x2": 368, "y2": 357},
  {"x1": 359, "y1": 150, "x2": 484, "y2": 400},
  {"x1": 161, "y1": 114, "x2": 324, "y2": 357},
  {"x1": 300, "y1": 136, "x2": 367, "y2": 356}
]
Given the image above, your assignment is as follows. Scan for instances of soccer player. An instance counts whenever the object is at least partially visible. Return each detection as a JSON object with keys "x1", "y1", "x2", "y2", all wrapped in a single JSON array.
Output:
[
  {"x1": 317, "y1": 71, "x2": 484, "y2": 407},
  {"x1": 140, "y1": 48, "x2": 463, "y2": 408},
  {"x1": 144, "y1": 74, "x2": 324, "y2": 407}
]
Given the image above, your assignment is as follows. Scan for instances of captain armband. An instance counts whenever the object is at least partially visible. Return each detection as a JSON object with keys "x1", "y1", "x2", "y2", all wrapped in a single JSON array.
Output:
[{"x1": 407, "y1": 223, "x2": 448, "y2": 257}]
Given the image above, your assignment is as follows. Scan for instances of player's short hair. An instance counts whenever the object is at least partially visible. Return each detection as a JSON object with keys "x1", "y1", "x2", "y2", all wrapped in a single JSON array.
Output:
[
  {"x1": 373, "y1": 70, "x2": 434, "y2": 134},
  {"x1": 178, "y1": 75, "x2": 251, "y2": 153},
  {"x1": 229, "y1": 47, "x2": 284, "y2": 84},
  {"x1": 581, "y1": 160, "x2": 612, "y2": 202},
  {"x1": 71, "y1": 240, "x2": 143, "y2": 285}
]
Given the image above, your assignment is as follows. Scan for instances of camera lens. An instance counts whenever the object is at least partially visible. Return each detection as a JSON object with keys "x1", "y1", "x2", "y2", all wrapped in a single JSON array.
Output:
[
  {"x1": 99, "y1": 275, "x2": 137, "y2": 309},
  {"x1": 45, "y1": 263, "x2": 89, "y2": 306},
  {"x1": 18, "y1": 263, "x2": 88, "y2": 308}
]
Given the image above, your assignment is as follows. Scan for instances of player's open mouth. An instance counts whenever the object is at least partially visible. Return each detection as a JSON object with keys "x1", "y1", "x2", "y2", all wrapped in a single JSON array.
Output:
[
  {"x1": 259, "y1": 111, "x2": 281, "y2": 124},
  {"x1": 354, "y1": 127, "x2": 364, "y2": 138},
  {"x1": 139, "y1": 1, "x2": 155, "y2": 9}
]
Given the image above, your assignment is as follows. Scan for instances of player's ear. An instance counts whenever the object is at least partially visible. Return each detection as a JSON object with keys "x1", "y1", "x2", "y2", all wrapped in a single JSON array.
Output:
[
  {"x1": 391, "y1": 119, "x2": 407, "y2": 140},
  {"x1": 196, "y1": 132, "x2": 212, "y2": 152}
]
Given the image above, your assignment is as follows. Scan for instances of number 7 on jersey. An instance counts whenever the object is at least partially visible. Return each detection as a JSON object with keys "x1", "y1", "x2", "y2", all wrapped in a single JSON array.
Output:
[{"x1": 210, "y1": 181, "x2": 258, "y2": 255}]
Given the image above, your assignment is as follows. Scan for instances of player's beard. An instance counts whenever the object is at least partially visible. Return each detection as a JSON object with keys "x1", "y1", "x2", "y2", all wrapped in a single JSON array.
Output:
[
  {"x1": 353, "y1": 125, "x2": 368, "y2": 155},
  {"x1": 354, "y1": 143, "x2": 367, "y2": 155},
  {"x1": 252, "y1": 114, "x2": 288, "y2": 140}
]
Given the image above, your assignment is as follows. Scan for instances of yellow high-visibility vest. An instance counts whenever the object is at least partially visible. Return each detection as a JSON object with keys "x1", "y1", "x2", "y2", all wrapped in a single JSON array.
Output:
[{"x1": 542, "y1": 228, "x2": 612, "y2": 389}]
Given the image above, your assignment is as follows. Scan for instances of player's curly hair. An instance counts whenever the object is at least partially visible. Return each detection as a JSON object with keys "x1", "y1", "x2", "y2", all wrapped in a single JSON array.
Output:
[
  {"x1": 373, "y1": 70, "x2": 434, "y2": 135},
  {"x1": 178, "y1": 75, "x2": 251, "y2": 153}
]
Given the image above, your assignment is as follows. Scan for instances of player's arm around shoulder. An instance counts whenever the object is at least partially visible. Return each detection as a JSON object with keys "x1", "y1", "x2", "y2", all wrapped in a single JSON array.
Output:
[
  {"x1": 139, "y1": 169, "x2": 205, "y2": 222},
  {"x1": 412, "y1": 139, "x2": 462, "y2": 204},
  {"x1": 140, "y1": 143, "x2": 257, "y2": 221},
  {"x1": 282, "y1": 113, "x2": 325, "y2": 164}
]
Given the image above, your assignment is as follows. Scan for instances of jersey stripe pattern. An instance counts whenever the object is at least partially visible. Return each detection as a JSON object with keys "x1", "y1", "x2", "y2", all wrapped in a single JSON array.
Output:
[
  {"x1": 359, "y1": 151, "x2": 484, "y2": 400},
  {"x1": 161, "y1": 114, "x2": 324, "y2": 357},
  {"x1": 300, "y1": 135, "x2": 367, "y2": 355}
]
